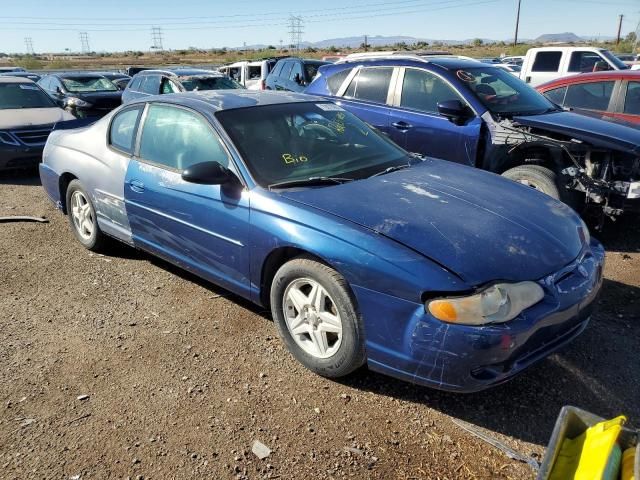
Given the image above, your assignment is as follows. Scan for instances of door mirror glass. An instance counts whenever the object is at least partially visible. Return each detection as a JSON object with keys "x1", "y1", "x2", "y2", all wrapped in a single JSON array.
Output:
[
  {"x1": 437, "y1": 99, "x2": 469, "y2": 120},
  {"x1": 181, "y1": 161, "x2": 235, "y2": 185},
  {"x1": 56, "y1": 86, "x2": 63, "y2": 95},
  {"x1": 592, "y1": 60, "x2": 611, "y2": 72}
]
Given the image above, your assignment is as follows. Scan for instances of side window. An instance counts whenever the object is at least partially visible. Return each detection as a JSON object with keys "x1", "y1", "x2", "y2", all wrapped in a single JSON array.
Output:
[
  {"x1": 624, "y1": 81, "x2": 640, "y2": 115},
  {"x1": 344, "y1": 67, "x2": 393, "y2": 104},
  {"x1": 39, "y1": 77, "x2": 51, "y2": 91},
  {"x1": 270, "y1": 61, "x2": 284, "y2": 77},
  {"x1": 128, "y1": 76, "x2": 142, "y2": 91},
  {"x1": 568, "y1": 51, "x2": 609, "y2": 73},
  {"x1": 141, "y1": 75, "x2": 161, "y2": 95},
  {"x1": 229, "y1": 67, "x2": 241, "y2": 81},
  {"x1": 326, "y1": 69, "x2": 351, "y2": 94},
  {"x1": 289, "y1": 62, "x2": 303, "y2": 81},
  {"x1": 564, "y1": 81, "x2": 614, "y2": 111},
  {"x1": 109, "y1": 107, "x2": 142, "y2": 154},
  {"x1": 139, "y1": 104, "x2": 231, "y2": 171},
  {"x1": 50, "y1": 78, "x2": 62, "y2": 91},
  {"x1": 161, "y1": 77, "x2": 180, "y2": 94},
  {"x1": 280, "y1": 61, "x2": 294, "y2": 79},
  {"x1": 543, "y1": 86, "x2": 567, "y2": 105},
  {"x1": 531, "y1": 52, "x2": 562, "y2": 72},
  {"x1": 400, "y1": 68, "x2": 463, "y2": 113}
]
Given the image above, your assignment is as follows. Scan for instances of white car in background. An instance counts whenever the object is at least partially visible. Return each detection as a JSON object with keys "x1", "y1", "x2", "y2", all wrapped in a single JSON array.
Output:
[
  {"x1": 493, "y1": 63, "x2": 522, "y2": 76},
  {"x1": 219, "y1": 59, "x2": 278, "y2": 90}
]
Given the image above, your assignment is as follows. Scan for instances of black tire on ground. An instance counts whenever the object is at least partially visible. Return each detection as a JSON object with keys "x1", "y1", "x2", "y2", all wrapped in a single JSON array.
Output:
[
  {"x1": 270, "y1": 256, "x2": 366, "y2": 378},
  {"x1": 501, "y1": 164, "x2": 561, "y2": 200},
  {"x1": 65, "y1": 179, "x2": 106, "y2": 251}
]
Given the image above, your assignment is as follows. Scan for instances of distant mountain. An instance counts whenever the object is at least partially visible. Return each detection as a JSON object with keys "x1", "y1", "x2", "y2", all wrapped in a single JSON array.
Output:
[{"x1": 534, "y1": 32, "x2": 584, "y2": 43}]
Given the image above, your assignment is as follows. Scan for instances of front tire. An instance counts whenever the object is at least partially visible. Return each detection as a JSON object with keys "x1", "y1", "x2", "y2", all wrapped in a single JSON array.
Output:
[
  {"x1": 502, "y1": 164, "x2": 561, "y2": 199},
  {"x1": 66, "y1": 179, "x2": 105, "y2": 251},
  {"x1": 270, "y1": 257, "x2": 366, "y2": 378}
]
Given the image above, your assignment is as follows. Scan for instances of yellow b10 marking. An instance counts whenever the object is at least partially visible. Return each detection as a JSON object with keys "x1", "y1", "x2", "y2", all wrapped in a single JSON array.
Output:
[{"x1": 282, "y1": 153, "x2": 309, "y2": 164}]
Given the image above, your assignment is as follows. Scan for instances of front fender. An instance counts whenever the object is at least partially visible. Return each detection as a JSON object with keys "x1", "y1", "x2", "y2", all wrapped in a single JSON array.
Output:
[{"x1": 248, "y1": 190, "x2": 468, "y2": 306}]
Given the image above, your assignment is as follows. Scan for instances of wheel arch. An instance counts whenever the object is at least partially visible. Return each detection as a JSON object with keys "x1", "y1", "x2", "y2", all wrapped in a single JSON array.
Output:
[{"x1": 58, "y1": 172, "x2": 78, "y2": 214}]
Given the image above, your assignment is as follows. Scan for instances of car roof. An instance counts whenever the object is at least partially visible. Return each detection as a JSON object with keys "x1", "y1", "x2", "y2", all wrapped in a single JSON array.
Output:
[
  {"x1": 331, "y1": 56, "x2": 483, "y2": 70},
  {"x1": 138, "y1": 68, "x2": 221, "y2": 77},
  {"x1": 537, "y1": 70, "x2": 640, "y2": 90},
  {"x1": 0, "y1": 76, "x2": 35, "y2": 84},
  {"x1": 129, "y1": 89, "x2": 322, "y2": 112},
  {"x1": 52, "y1": 72, "x2": 108, "y2": 78}
]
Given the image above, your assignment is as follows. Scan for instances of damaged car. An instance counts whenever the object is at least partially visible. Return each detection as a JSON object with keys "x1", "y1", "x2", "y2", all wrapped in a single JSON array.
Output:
[
  {"x1": 305, "y1": 57, "x2": 640, "y2": 225},
  {"x1": 40, "y1": 91, "x2": 604, "y2": 392}
]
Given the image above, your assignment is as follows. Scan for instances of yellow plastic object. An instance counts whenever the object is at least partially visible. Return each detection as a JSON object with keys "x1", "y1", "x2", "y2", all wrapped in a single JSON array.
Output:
[
  {"x1": 549, "y1": 415, "x2": 626, "y2": 480},
  {"x1": 622, "y1": 447, "x2": 636, "y2": 480}
]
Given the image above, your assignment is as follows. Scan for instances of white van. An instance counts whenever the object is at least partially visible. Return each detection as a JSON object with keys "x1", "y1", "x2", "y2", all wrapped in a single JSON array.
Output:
[
  {"x1": 519, "y1": 47, "x2": 629, "y2": 87},
  {"x1": 218, "y1": 59, "x2": 278, "y2": 90}
]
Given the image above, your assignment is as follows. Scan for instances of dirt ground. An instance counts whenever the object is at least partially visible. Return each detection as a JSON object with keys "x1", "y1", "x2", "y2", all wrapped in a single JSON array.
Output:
[{"x1": 1, "y1": 171, "x2": 638, "y2": 480}]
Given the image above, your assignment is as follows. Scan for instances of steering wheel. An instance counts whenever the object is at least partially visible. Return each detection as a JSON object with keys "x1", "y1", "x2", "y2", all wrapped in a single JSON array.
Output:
[{"x1": 299, "y1": 122, "x2": 340, "y2": 142}]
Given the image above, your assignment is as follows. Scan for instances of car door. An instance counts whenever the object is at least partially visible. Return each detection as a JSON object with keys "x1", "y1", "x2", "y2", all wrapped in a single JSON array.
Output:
[
  {"x1": 388, "y1": 67, "x2": 481, "y2": 164},
  {"x1": 336, "y1": 66, "x2": 395, "y2": 137},
  {"x1": 124, "y1": 103, "x2": 251, "y2": 296},
  {"x1": 610, "y1": 79, "x2": 640, "y2": 125},
  {"x1": 563, "y1": 80, "x2": 616, "y2": 116}
]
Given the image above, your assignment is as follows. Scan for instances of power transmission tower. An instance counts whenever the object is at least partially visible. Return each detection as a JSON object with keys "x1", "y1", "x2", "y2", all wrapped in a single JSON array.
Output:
[
  {"x1": 151, "y1": 26, "x2": 164, "y2": 52},
  {"x1": 24, "y1": 37, "x2": 34, "y2": 55},
  {"x1": 79, "y1": 32, "x2": 90, "y2": 54},
  {"x1": 288, "y1": 15, "x2": 303, "y2": 52}
]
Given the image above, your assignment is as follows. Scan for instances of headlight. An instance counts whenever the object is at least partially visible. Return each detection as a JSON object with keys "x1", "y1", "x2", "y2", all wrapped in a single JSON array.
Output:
[
  {"x1": 427, "y1": 281, "x2": 544, "y2": 326},
  {"x1": 0, "y1": 131, "x2": 20, "y2": 146},
  {"x1": 66, "y1": 97, "x2": 92, "y2": 108}
]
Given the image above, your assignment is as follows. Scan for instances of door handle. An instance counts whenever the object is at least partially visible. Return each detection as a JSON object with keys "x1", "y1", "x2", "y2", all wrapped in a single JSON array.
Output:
[
  {"x1": 130, "y1": 179, "x2": 145, "y2": 193},
  {"x1": 392, "y1": 121, "x2": 413, "y2": 130}
]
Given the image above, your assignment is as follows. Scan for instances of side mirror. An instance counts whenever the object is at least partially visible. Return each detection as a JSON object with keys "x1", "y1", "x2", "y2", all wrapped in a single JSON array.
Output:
[
  {"x1": 437, "y1": 100, "x2": 470, "y2": 123},
  {"x1": 294, "y1": 73, "x2": 303, "y2": 85},
  {"x1": 181, "y1": 161, "x2": 237, "y2": 185},
  {"x1": 56, "y1": 86, "x2": 64, "y2": 95}
]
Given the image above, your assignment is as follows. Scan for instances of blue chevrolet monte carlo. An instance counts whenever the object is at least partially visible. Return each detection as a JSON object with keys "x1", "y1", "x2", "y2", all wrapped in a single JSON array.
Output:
[{"x1": 39, "y1": 90, "x2": 604, "y2": 392}]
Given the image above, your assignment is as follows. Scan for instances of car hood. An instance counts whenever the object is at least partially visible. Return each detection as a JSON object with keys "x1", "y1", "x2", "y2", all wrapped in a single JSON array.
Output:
[
  {"x1": 71, "y1": 91, "x2": 122, "y2": 102},
  {"x1": 0, "y1": 107, "x2": 74, "y2": 129},
  {"x1": 513, "y1": 111, "x2": 640, "y2": 155},
  {"x1": 279, "y1": 160, "x2": 585, "y2": 286}
]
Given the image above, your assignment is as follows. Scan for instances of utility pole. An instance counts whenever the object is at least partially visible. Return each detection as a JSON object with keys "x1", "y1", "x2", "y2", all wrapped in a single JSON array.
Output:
[
  {"x1": 513, "y1": 0, "x2": 521, "y2": 46},
  {"x1": 151, "y1": 26, "x2": 164, "y2": 52},
  {"x1": 24, "y1": 37, "x2": 34, "y2": 55},
  {"x1": 79, "y1": 32, "x2": 90, "y2": 54},
  {"x1": 616, "y1": 14, "x2": 623, "y2": 45}
]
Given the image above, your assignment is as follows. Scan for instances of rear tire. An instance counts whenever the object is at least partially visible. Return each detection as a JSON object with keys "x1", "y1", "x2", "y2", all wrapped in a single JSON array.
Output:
[
  {"x1": 270, "y1": 257, "x2": 366, "y2": 378},
  {"x1": 502, "y1": 165, "x2": 561, "y2": 199},
  {"x1": 66, "y1": 179, "x2": 106, "y2": 251}
]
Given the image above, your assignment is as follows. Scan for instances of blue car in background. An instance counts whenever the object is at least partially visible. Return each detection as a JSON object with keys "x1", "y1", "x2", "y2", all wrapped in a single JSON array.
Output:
[
  {"x1": 305, "y1": 56, "x2": 640, "y2": 223},
  {"x1": 39, "y1": 91, "x2": 603, "y2": 392}
]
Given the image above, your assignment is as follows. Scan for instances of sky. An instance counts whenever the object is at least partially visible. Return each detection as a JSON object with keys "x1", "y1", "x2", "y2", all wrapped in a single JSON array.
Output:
[{"x1": 0, "y1": 0, "x2": 638, "y2": 53}]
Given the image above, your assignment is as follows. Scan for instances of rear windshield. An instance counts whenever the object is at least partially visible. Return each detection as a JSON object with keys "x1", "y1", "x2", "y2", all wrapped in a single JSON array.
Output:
[
  {"x1": 0, "y1": 83, "x2": 56, "y2": 109},
  {"x1": 62, "y1": 76, "x2": 118, "y2": 92},
  {"x1": 179, "y1": 75, "x2": 244, "y2": 91}
]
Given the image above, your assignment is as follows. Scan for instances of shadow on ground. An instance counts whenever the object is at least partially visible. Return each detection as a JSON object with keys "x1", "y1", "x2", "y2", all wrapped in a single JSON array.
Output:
[{"x1": 0, "y1": 169, "x2": 41, "y2": 186}]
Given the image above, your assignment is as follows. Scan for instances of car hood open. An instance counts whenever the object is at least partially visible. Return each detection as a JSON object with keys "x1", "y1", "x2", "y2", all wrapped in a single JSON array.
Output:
[
  {"x1": 280, "y1": 160, "x2": 585, "y2": 286},
  {"x1": 0, "y1": 107, "x2": 73, "y2": 130},
  {"x1": 513, "y1": 111, "x2": 640, "y2": 155}
]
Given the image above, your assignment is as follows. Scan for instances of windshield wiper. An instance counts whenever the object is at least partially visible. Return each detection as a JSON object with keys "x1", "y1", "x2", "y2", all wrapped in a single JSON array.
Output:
[
  {"x1": 369, "y1": 163, "x2": 411, "y2": 178},
  {"x1": 268, "y1": 176, "x2": 354, "y2": 190}
]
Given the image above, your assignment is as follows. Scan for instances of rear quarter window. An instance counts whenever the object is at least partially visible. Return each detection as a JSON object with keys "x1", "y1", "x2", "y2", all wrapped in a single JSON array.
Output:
[
  {"x1": 532, "y1": 52, "x2": 562, "y2": 72},
  {"x1": 109, "y1": 107, "x2": 142, "y2": 154},
  {"x1": 326, "y1": 69, "x2": 352, "y2": 94},
  {"x1": 543, "y1": 86, "x2": 567, "y2": 105}
]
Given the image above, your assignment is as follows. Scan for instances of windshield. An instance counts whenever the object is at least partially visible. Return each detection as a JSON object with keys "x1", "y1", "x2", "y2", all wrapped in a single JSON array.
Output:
[
  {"x1": 62, "y1": 76, "x2": 118, "y2": 93},
  {"x1": 180, "y1": 75, "x2": 244, "y2": 91},
  {"x1": 600, "y1": 49, "x2": 629, "y2": 70},
  {"x1": 456, "y1": 67, "x2": 556, "y2": 116},
  {"x1": 0, "y1": 83, "x2": 56, "y2": 109},
  {"x1": 216, "y1": 102, "x2": 410, "y2": 188}
]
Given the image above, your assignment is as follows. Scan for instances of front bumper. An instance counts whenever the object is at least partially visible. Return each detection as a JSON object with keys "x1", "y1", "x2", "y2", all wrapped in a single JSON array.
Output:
[
  {"x1": 0, "y1": 144, "x2": 44, "y2": 170},
  {"x1": 355, "y1": 239, "x2": 605, "y2": 393}
]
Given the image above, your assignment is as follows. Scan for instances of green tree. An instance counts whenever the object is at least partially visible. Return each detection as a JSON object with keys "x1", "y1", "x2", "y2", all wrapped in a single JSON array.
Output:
[{"x1": 472, "y1": 38, "x2": 483, "y2": 47}]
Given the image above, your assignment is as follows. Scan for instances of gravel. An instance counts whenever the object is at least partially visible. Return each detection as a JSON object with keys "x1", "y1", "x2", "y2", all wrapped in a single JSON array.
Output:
[{"x1": 0, "y1": 171, "x2": 638, "y2": 479}]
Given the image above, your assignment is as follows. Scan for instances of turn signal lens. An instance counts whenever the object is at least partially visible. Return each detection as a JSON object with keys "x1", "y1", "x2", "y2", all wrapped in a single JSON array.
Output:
[{"x1": 427, "y1": 281, "x2": 544, "y2": 326}]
